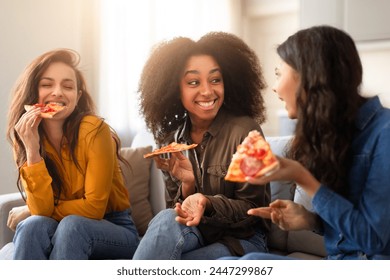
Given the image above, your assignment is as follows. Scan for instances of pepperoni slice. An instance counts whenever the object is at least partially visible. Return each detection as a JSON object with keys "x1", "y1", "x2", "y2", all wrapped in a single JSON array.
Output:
[{"x1": 240, "y1": 156, "x2": 264, "y2": 176}]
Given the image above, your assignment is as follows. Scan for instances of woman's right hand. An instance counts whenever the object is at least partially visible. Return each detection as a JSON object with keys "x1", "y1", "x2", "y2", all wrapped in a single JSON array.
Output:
[
  {"x1": 155, "y1": 152, "x2": 195, "y2": 182},
  {"x1": 14, "y1": 108, "x2": 42, "y2": 164},
  {"x1": 248, "y1": 199, "x2": 318, "y2": 231},
  {"x1": 7, "y1": 205, "x2": 31, "y2": 231},
  {"x1": 154, "y1": 152, "x2": 196, "y2": 198},
  {"x1": 246, "y1": 157, "x2": 321, "y2": 198}
]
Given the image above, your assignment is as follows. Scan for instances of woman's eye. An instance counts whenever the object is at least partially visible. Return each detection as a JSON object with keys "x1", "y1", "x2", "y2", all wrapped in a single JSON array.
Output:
[
  {"x1": 63, "y1": 83, "x2": 75, "y2": 90},
  {"x1": 211, "y1": 78, "x2": 222, "y2": 84},
  {"x1": 40, "y1": 84, "x2": 52, "y2": 88},
  {"x1": 187, "y1": 80, "x2": 198, "y2": 86}
]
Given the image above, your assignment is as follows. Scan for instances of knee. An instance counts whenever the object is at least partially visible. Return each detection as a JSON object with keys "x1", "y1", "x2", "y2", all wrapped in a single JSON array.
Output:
[
  {"x1": 15, "y1": 216, "x2": 57, "y2": 241},
  {"x1": 148, "y1": 209, "x2": 177, "y2": 230},
  {"x1": 55, "y1": 215, "x2": 88, "y2": 239}
]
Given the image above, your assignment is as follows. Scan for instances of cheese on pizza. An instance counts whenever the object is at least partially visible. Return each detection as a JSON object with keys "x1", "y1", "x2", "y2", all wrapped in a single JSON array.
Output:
[
  {"x1": 143, "y1": 142, "x2": 198, "y2": 158},
  {"x1": 24, "y1": 103, "x2": 66, "y2": 118},
  {"x1": 224, "y1": 130, "x2": 279, "y2": 182}
]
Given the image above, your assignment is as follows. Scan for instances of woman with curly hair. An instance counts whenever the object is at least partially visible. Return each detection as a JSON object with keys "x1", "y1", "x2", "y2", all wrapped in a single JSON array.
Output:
[
  {"x1": 6, "y1": 49, "x2": 139, "y2": 259},
  {"x1": 133, "y1": 32, "x2": 270, "y2": 259},
  {"x1": 225, "y1": 25, "x2": 390, "y2": 260}
]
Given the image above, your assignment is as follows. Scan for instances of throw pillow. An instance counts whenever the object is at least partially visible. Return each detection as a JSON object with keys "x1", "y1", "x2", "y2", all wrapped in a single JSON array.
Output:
[{"x1": 119, "y1": 146, "x2": 153, "y2": 236}]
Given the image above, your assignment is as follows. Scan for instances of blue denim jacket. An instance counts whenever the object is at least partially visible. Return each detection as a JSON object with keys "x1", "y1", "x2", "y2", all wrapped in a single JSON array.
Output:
[{"x1": 312, "y1": 96, "x2": 390, "y2": 259}]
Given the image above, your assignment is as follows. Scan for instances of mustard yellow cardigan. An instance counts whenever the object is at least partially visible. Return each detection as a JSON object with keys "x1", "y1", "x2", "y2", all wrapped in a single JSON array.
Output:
[{"x1": 20, "y1": 115, "x2": 130, "y2": 221}]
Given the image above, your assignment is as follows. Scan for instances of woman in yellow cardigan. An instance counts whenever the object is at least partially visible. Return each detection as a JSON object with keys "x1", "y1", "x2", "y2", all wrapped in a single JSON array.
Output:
[{"x1": 6, "y1": 49, "x2": 139, "y2": 259}]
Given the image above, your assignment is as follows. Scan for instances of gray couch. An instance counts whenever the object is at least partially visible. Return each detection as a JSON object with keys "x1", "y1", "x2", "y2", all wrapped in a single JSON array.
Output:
[{"x1": 0, "y1": 132, "x2": 326, "y2": 259}]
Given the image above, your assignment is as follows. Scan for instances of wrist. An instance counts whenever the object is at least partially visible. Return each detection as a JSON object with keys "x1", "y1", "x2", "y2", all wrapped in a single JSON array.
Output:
[
  {"x1": 203, "y1": 196, "x2": 215, "y2": 216},
  {"x1": 294, "y1": 163, "x2": 321, "y2": 198},
  {"x1": 26, "y1": 153, "x2": 43, "y2": 166},
  {"x1": 181, "y1": 180, "x2": 195, "y2": 198}
]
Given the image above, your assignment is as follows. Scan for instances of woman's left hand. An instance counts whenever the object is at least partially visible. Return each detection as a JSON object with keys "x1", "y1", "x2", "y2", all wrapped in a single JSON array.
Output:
[
  {"x1": 7, "y1": 205, "x2": 31, "y2": 231},
  {"x1": 174, "y1": 193, "x2": 208, "y2": 227}
]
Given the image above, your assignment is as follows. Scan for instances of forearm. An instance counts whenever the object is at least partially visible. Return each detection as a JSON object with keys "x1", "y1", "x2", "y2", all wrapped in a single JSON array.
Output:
[
  {"x1": 26, "y1": 149, "x2": 43, "y2": 166},
  {"x1": 293, "y1": 163, "x2": 321, "y2": 198},
  {"x1": 21, "y1": 161, "x2": 55, "y2": 216}
]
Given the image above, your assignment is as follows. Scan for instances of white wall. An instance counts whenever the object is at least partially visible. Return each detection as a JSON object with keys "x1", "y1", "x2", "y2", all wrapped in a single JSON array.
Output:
[
  {"x1": 242, "y1": 0, "x2": 390, "y2": 137},
  {"x1": 242, "y1": 0, "x2": 300, "y2": 136},
  {"x1": 299, "y1": 0, "x2": 390, "y2": 107},
  {"x1": 0, "y1": 0, "x2": 99, "y2": 195},
  {"x1": 358, "y1": 43, "x2": 390, "y2": 106}
]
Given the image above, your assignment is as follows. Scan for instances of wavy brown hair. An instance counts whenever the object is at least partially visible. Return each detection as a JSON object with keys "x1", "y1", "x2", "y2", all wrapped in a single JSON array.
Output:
[
  {"x1": 278, "y1": 26, "x2": 367, "y2": 195},
  {"x1": 7, "y1": 49, "x2": 126, "y2": 202},
  {"x1": 138, "y1": 32, "x2": 267, "y2": 144}
]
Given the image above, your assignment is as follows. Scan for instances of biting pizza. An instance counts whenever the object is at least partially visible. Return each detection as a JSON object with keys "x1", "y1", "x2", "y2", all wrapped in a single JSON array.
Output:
[
  {"x1": 225, "y1": 130, "x2": 279, "y2": 182},
  {"x1": 143, "y1": 142, "x2": 198, "y2": 158},
  {"x1": 24, "y1": 103, "x2": 66, "y2": 118}
]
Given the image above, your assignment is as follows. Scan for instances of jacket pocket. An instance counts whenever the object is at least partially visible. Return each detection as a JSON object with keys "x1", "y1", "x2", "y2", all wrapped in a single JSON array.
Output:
[{"x1": 207, "y1": 165, "x2": 230, "y2": 194}]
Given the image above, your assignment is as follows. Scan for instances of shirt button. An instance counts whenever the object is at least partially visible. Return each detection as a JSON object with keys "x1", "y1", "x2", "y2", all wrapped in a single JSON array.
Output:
[{"x1": 200, "y1": 145, "x2": 205, "y2": 150}]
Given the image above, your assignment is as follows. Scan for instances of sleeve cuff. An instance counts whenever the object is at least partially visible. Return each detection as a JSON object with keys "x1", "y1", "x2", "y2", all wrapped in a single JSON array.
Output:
[
  {"x1": 20, "y1": 159, "x2": 47, "y2": 178},
  {"x1": 312, "y1": 184, "x2": 335, "y2": 213}
]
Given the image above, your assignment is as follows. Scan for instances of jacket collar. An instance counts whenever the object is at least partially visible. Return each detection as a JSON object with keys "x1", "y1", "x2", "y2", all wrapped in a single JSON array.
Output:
[
  {"x1": 355, "y1": 96, "x2": 382, "y2": 130},
  {"x1": 177, "y1": 107, "x2": 228, "y2": 143}
]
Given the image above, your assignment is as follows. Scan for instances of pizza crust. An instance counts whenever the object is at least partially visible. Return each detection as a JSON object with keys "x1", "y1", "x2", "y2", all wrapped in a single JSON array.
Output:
[{"x1": 143, "y1": 142, "x2": 198, "y2": 158}]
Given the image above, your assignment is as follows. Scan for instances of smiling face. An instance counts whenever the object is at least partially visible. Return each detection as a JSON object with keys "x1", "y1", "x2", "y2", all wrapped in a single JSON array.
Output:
[
  {"x1": 180, "y1": 55, "x2": 224, "y2": 127},
  {"x1": 38, "y1": 61, "x2": 80, "y2": 120},
  {"x1": 272, "y1": 60, "x2": 300, "y2": 119}
]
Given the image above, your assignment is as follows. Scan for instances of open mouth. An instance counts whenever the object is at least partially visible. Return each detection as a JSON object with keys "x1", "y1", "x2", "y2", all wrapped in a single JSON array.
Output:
[
  {"x1": 196, "y1": 99, "x2": 217, "y2": 109},
  {"x1": 45, "y1": 101, "x2": 66, "y2": 106}
]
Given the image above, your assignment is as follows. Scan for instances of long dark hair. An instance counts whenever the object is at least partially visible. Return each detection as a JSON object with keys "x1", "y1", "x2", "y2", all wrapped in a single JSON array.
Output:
[
  {"x1": 7, "y1": 49, "x2": 125, "y2": 203},
  {"x1": 278, "y1": 26, "x2": 366, "y2": 195},
  {"x1": 138, "y1": 32, "x2": 267, "y2": 144}
]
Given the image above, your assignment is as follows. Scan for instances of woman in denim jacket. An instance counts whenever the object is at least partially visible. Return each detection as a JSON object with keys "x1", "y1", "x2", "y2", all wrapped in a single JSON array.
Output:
[{"x1": 225, "y1": 25, "x2": 390, "y2": 260}]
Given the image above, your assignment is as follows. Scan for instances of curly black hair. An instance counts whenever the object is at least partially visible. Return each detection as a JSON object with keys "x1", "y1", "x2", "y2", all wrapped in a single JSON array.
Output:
[
  {"x1": 278, "y1": 25, "x2": 367, "y2": 195},
  {"x1": 138, "y1": 32, "x2": 267, "y2": 143}
]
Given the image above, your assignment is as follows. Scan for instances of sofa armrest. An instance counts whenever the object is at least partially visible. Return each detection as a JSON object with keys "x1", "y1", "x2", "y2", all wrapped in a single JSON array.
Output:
[{"x1": 0, "y1": 192, "x2": 25, "y2": 248}]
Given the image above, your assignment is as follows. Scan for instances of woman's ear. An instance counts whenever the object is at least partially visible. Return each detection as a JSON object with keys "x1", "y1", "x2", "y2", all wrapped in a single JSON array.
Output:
[{"x1": 77, "y1": 90, "x2": 82, "y2": 102}]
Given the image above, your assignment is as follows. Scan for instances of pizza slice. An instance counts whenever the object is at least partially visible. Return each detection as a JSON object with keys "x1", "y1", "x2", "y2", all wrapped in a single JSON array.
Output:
[
  {"x1": 24, "y1": 103, "x2": 66, "y2": 118},
  {"x1": 225, "y1": 130, "x2": 279, "y2": 182},
  {"x1": 143, "y1": 142, "x2": 198, "y2": 158}
]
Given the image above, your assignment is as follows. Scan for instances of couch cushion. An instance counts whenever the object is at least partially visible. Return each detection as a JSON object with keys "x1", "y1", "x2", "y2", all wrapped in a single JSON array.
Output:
[
  {"x1": 0, "y1": 242, "x2": 14, "y2": 260},
  {"x1": 120, "y1": 146, "x2": 153, "y2": 236},
  {"x1": 266, "y1": 136, "x2": 295, "y2": 252}
]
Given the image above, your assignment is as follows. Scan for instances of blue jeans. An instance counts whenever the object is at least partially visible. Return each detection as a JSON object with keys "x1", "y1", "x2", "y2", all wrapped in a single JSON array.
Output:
[
  {"x1": 220, "y1": 252, "x2": 296, "y2": 260},
  {"x1": 13, "y1": 210, "x2": 140, "y2": 259},
  {"x1": 132, "y1": 209, "x2": 268, "y2": 260}
]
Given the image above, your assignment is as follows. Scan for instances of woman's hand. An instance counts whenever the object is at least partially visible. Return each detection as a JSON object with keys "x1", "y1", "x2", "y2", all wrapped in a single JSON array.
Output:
[
  {"x1": 14, "y1": 108, "x2": 42, "y2": 165},
  {"x1": 248, "y1": 199, "x2": 318, "y2": 231},
  {"x1": 174, "y1": 193, "x2": 209, "y2": 227},
  {"x1": 154, "y1": 152, "x2": 195, "y2": 197},
  {"x1": 246, "y1": 157, "x2": 321, "y2": 197},
  {"x1": 7, "y1": 205, "x2": 31, "y2": 231}
]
